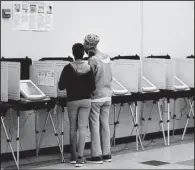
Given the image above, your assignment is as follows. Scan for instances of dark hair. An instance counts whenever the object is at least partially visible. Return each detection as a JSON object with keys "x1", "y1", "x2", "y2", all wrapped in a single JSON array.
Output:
[{"x1": 72, "y1": 43, "x2": 84, "y2": 60}]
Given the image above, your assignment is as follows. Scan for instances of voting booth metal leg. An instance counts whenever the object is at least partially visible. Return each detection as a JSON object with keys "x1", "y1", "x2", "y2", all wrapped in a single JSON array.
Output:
[
  {"x1": 61, "y1": 106, "x2": 65, "y2": 163},
  {"x1": 167, "y1": 99, "x2": 171, "y2": 146},
  {"x1": 35, "y1": 112, "x2": 39, "y2": 158},
  {"x1": 112, "y1": 104, "x2": 123, "y2": 147},
  {"x1": 157, "y1": 101, "x2": 167, "y2": 146},
  {"x1": 49, "y1": 112, "x2": 65, "y2": 162},
  {"x1": 36, "y1": 110, "x2": 50, "y2": 156},
  {"x1": 141, "y1": 102, "x2": 154, "y2": 141},
  {"x1": 1, "y1": 116, "x2": 19, "y2": 170},
  {"x1": 129, "y1": 103, "x2": 144, "y2": 151},
  {"x1": 113, "y1": 104, "x2": 116, "y2": 146},
  {"x1": 36, "y1": 109, "x2": 65, "y2": 162},
  {"x1": 182, "y1": 99, "x2": 194, "y2": 141},
  {"x1": 16, "y1": 111, "x2": 20, "y2": 167}
]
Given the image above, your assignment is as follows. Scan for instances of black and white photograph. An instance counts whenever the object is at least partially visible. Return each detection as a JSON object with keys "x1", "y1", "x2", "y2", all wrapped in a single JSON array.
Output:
[
  {"x1": 38, "y1": 5, "x2": 44, "y2": 14},
  {"x1": 14, "y1": 3, "x2": 20, "y2": 13},
  {"x1": 22, "y1": 3, "x2": 29, "y2": 13},
  {"x1": 46, "y1": 5, "x2": 52, "y2": 14},
  {"x1": 30, "y1": 4, "x2": 37, "y2": 13},
  {"x1": 1, "y1": 1, "x2": 194, "y2": 170}
]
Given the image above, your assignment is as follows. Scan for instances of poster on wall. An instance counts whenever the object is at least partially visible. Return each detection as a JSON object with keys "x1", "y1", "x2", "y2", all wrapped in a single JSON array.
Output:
[
  {"x1": 37, "y1": 69, "x2": 55, "y2": 86},
  {"x1": 13, "y1": 1, "x2": 53, "y2": 31}
]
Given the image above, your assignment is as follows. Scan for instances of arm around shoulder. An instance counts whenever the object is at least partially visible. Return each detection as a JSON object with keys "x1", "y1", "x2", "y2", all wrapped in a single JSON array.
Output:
[{"x1": 58, "y1": 65, "x2": 68, "y2": 90}]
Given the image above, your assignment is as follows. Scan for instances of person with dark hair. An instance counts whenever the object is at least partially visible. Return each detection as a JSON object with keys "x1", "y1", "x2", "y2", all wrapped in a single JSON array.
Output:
[
  {"x1": 83, "y1": 34, "x2": 113, "y2": 164},
  {"x1": 58, "y1": 43, "x2": 95, "y2": 167}
]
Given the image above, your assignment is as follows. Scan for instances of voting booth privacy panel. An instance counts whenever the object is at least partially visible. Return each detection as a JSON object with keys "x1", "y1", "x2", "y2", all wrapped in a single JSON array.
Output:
[
  {"x1": 142, "y1": 58, "x2": 166, "y2": 90},
  {"x1": 174, "y1": 58, "x2": 194, "y2": 88},
  {"x1": 1, "y1": 62, "x2": 8, "y2": 102},
  {"x1": 112, "y1": 59, "x2": 140, "y2": 93},
  {"x1": 30, "y1": 61, "x2": 70, "y2": 98},
  {"x1": 8, "y1": 62, "x2": 21, "y2": 100},
  {"x1": 1, "y1": 61, "x2": 21, "y2": 101}
]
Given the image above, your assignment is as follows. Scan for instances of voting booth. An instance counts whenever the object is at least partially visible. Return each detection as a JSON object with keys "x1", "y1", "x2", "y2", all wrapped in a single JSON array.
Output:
[
  {"x1": 30, "y1": 61, "x2": 70, "y2": 98},
  {"x1": 145, "y1": 55, "x2": 175, "y2": 90},
  {"x1": 30, "y1": 60, "x2": 71, "y2": 162},
  {"x1": 112, "y1": 57, "x2": 145, "y2": 150},
  {"x1": 142, "y1": 58, "x2": 166, "y2": 92},
  {"x1": 112, "y1": 59, "x2": 140, "y2": 92},
  {"x1": 0, "y1": 61, "x2": 21, "y2": 170},
  {"x1": 174, "y1": 58, "x2": 194, "y2": 88}
]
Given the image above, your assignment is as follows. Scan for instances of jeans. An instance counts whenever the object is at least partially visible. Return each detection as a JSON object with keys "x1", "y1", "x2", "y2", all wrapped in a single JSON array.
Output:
[
  {"x1": 89, "y1": 100, "x2": 111, "y2": 157},
  {"x1": 67, "y1": 99, "x2": 91, "y2": 159}
]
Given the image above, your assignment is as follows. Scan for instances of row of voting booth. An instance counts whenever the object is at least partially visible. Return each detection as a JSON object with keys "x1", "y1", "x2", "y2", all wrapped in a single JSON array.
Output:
[
  {"x1": 0, "y1": 55, "x2": 194, "y2": 169},
  {"x1": 1, "y1": 56, "x2": 194, "y2": 101}
]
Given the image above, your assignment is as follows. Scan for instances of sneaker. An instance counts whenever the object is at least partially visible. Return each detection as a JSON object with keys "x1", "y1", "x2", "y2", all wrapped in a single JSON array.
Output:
[
  {"x1": 102, "y1": 155, "x2": 112, "y2": 162},
  {"x1": 68, "y1": 158, "x2": 76, "y2": 164},
  {"x1": 86, "y1": 156, "x2": 103, "y2": 164},
  {"x1": 75, "y1": 156, "x2": 86, "y2": 167}
]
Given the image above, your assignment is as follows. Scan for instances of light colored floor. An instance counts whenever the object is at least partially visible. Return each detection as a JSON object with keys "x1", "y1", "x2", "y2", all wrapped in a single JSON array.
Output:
[
  {"x1": 2, "y1": 134, "x2": 194, "y2": 169},
  {"x1": 35, "y1": 142, "x2": 194, "y2": 169}
]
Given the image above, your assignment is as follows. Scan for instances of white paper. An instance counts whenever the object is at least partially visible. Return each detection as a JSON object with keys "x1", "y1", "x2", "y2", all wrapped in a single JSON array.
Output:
[
  {"x1": 38, "y1": 69, "x2": 55, "y2": 86},
  {"x1": 13, "y1": 1, "x2": 53, "y2": 31}
]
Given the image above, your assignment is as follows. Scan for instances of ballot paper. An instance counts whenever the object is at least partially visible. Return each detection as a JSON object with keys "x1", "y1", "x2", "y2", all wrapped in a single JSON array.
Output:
[{"x1": 13, "y1": 1, "x2": 53, "y2": 31}]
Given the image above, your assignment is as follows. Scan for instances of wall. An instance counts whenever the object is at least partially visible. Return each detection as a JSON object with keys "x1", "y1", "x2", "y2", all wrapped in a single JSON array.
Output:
[
  {"x1": 142, "y1": 1, "x2": 194, "y2": 58},
  {"x1": 1, "y1": 1, "x2": 194, "y2": 154},
  {"x1": 1, "y1": 1, "x2": 142, "y2": 60}
]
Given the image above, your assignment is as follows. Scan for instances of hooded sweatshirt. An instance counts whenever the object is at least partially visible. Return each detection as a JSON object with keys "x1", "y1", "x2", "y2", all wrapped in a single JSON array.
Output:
[
  {"x1": 58, "y1": 60, "x2": 95, "y2": 102},
  {"x1": 88, "y1": 52, "x2": 113, "y2": 102}
]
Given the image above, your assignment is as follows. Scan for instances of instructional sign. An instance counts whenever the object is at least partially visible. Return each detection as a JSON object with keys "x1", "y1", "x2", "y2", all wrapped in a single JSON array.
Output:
[
  {"x1": 13, "y1": 1, "x2": 53, "y2": 31},
  {"x1": 38, "y1": 69, "x2": 55, "y2": 86}
]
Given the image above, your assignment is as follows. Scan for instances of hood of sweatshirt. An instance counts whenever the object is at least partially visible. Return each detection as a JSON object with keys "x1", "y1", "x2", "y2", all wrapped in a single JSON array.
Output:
[
  {"x1": 95, "y1": 51, "x2": 111, "y2": 64},
  {"x1": 70, "y1": 60, "x2": 91, "y2": 75}
]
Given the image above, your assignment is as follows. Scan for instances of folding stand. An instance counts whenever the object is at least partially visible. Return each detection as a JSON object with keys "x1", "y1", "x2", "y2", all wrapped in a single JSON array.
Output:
[
  {"x1": 128, "y1": 101, "x2": 144, "y2": 151},
  {"x1": 166, "y1": 98, "x2": 176, "y2": 146},
  {"x1": 1, "y1": 104, "x2": 19, "y2": 170},
  {"x1": 139, "y1": 98, "x2": 167, "y2": 146},
  {"x1": 182, "y1": 97, "x2": 194, "y2": 140},
  {"x1": 166, "y1": 98, "x2": 171, "y2": 146},
  {"x1": 111, "y1": 101, "x2": 144, "y2": 151},
  {"x1": 36, "y1": 104, "x2": 65, "y2": 163},
  {"x1": 112, "y1": 103, "x2": 123, "y2": 146}
]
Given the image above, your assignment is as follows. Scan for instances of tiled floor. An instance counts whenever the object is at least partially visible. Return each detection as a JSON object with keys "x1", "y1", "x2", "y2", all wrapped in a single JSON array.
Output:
[
  {"x1": 2, "y1": 134, "x2": 194, "y2": 169},
  {"x1": 35, "y1": 142, "x2": 194, "y2": 169}
]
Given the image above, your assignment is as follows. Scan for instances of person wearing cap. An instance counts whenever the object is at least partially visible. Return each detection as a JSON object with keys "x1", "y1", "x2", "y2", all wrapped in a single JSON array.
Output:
[
  {"x1": 83, "y1": 34, "x2": 113, "y2": 164},
  {"x1": 58, "y1": 43, "x2": 95, "y2": 167}
]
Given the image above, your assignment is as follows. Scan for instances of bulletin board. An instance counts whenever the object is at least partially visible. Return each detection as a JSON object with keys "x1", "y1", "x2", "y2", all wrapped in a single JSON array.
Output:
[{"x1": 13, "y1": 1, "x2": 53, "y2": 31}]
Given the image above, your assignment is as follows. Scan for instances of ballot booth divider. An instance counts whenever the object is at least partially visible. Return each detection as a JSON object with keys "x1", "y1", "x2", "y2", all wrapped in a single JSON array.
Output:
[
  {"x1": 174, "y1": 58, "x2": 194, "y2": 88},
  {"x1": 1, "y1": 62, "x2": 8, "y2": 102},
  {"x1": 30, "y1": 60, "x2": 70, "y2": 162},
  {"x1": 7, "y1": 62, "x2": 21, "y2": 101}
]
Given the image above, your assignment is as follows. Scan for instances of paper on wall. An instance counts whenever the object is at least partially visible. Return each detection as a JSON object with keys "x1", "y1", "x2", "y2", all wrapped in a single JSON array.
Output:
[
  {"x1": 37, "y1": 69, "x2": 55, "y2": 86},
  {"x1": 13, "y1": 1, "x2": 53, "y2": 31}
]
